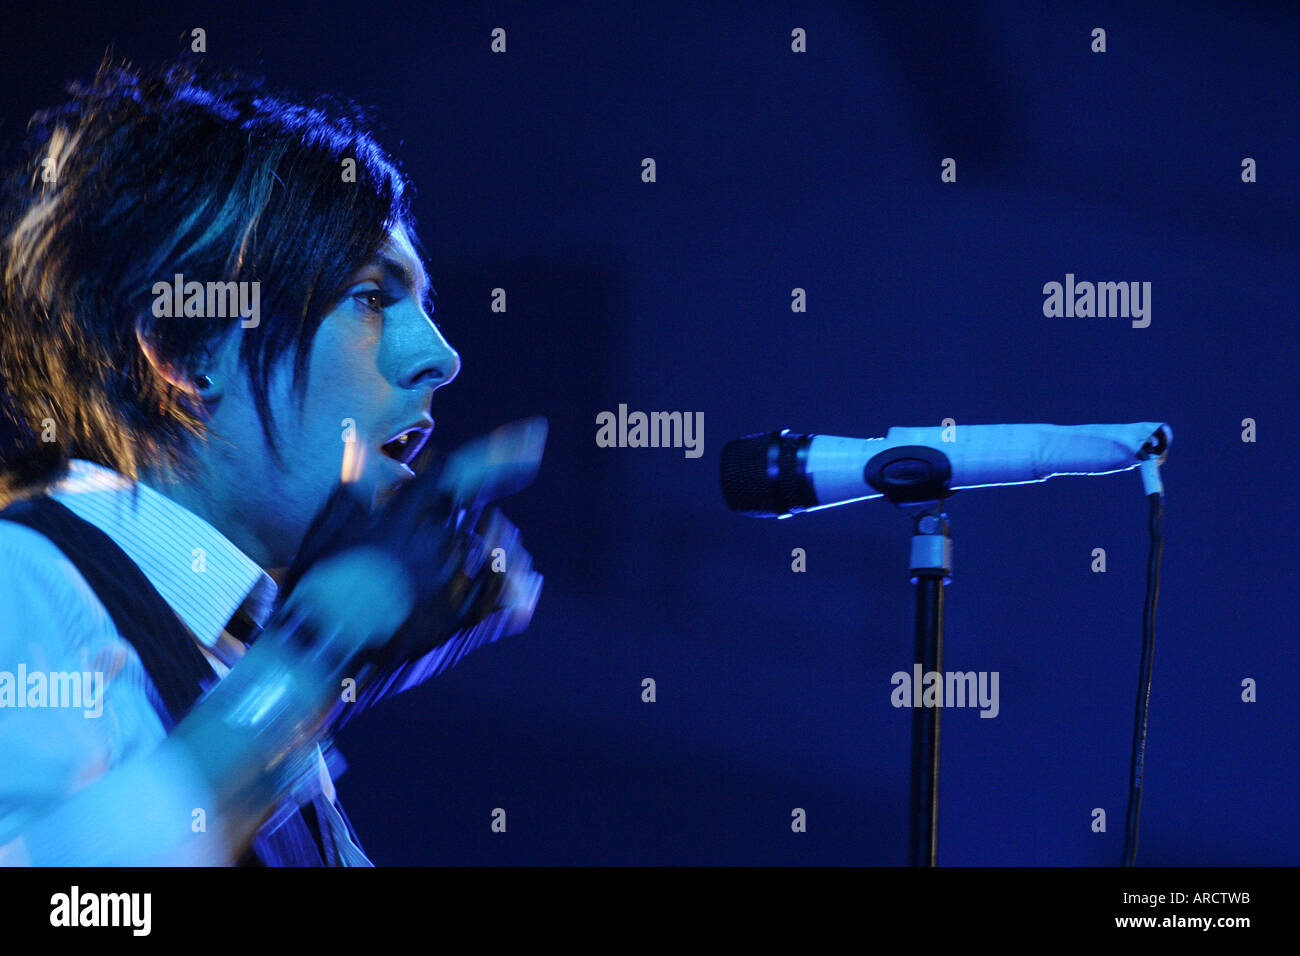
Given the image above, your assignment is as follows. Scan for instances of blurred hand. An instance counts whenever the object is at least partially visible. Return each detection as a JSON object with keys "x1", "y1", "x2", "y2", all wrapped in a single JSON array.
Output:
[
  {"x1": 278, "y1": 418, "x2": 547, "y2": 670},
  {"x1": 378, "y1": 503, "x2": 542, "y2": 671}
]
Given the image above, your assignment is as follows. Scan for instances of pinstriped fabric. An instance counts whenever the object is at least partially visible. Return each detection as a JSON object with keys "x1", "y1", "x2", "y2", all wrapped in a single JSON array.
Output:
[
  {"x1": 0, "y1": 460, "x2": 373, "y2": 865},
  {"x1": 0, "y1": 521, "x2": 169, "y2": 836},
  {"x1": 1, "y1": 497, "x2": 332, "y2": 866},
  {"x1": 48, "y1": 461, "x2": 276, "y2": 646}
]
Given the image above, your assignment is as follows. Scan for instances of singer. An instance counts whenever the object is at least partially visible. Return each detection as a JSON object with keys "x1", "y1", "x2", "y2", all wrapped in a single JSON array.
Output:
[{"x1": 0, "y1": 57, "x2": 541, "y2": 864}]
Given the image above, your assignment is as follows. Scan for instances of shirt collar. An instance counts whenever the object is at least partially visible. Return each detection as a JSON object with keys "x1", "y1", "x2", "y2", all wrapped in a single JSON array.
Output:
[{"x1": 48, "y1": 460, "x2": 277, "y2": 648}]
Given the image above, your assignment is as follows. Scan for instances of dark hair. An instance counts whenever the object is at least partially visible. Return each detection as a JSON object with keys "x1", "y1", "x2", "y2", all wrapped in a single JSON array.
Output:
[{"x1": 0, "y1": 55, "x2": 416, "y2": 501}]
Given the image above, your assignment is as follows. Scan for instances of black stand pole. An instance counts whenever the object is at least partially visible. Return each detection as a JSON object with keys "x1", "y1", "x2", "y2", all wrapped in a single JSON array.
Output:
[
  {"x1": 907, "y1": 506, "x2": 951, "y2": 867},
  {"x1": 865, "y1": 446, "x2": 954, "y2": 868}
]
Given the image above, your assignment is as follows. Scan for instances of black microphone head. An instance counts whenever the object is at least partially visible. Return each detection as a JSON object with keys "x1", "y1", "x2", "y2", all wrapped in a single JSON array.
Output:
[{"x1": 720, "y1": 430, "x2": 816, "y2": 517}]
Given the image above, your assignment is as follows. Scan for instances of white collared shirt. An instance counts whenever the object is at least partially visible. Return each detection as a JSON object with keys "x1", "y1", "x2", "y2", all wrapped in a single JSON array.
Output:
[{"x1": 0, "y1": 460, "x2": 368, "y2": 865}]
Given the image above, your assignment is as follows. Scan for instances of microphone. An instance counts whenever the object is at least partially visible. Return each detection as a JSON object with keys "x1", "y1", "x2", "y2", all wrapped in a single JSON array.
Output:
[{"x1": 721, "y1": 422, "x2": 1171, "y2": 517}]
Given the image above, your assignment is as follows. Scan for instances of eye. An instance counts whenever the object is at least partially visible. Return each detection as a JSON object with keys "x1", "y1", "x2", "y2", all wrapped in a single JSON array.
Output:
[{"x1": 350, "y1": 286, "x2": 398, "y2": 316}]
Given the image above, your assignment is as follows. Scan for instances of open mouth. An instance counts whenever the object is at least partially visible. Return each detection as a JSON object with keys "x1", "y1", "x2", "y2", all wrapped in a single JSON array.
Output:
[{"x1": 380, "y1": 422, "x2": 433, "y2": 466}]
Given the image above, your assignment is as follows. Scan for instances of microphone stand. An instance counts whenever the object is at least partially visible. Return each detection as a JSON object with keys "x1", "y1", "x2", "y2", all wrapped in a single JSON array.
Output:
[{"x1": 865, "y1": 446, "x2": 955, "y2": 867}]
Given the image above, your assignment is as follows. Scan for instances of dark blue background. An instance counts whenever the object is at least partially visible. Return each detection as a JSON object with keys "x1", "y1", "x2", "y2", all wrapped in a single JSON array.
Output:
[{"x1": 3, "y1": 1, "x2": 1296, "y2": 864}]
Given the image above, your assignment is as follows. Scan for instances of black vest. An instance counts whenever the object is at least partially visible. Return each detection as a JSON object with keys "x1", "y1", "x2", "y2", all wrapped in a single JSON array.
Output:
[{"x1": 0, "y1": 495, "x2": 362, "y2": 865}]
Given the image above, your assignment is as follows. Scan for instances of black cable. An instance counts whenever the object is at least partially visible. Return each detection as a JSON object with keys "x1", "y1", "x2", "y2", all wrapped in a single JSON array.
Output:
[{"x1": 1123, "y1": 491, "x2": 1163, "y2": 866}]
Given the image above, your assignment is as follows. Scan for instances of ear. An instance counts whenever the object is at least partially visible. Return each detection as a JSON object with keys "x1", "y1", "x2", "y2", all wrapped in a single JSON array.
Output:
[{"x1": 133, "y1": 316, "x2": 232, "y2": 406}]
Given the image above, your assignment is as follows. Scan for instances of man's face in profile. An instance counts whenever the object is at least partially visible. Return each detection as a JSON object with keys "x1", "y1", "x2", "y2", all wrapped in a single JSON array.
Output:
[{"x1": 200, "y1": 222, "x2": 460, "y2": 568}]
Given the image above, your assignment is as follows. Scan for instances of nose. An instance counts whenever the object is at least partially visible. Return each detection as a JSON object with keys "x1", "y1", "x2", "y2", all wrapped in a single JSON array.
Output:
[{"x1": 396, "y1": 312, "x2": 461, "y2": 392}]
